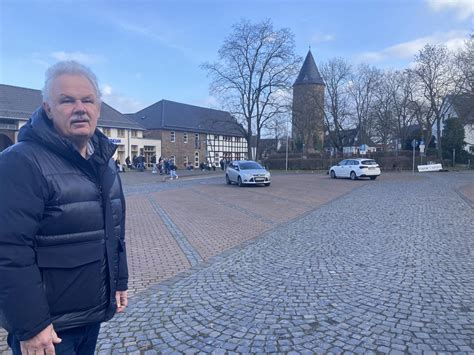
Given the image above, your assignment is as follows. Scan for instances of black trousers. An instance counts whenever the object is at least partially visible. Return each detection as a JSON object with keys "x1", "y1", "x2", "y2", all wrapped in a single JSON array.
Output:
[{"x1": 8, "y1": 323, "x2": 101, "y2": 355}]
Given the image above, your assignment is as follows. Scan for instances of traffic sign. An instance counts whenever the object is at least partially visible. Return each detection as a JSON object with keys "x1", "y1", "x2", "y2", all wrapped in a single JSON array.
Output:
[{"x1": 411, "y1": 139, "x2": 418, "y2": 148}]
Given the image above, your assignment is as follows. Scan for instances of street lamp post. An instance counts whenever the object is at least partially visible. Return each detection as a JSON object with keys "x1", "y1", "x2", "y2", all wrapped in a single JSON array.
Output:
[{"x1": 285, "y1": 120, "x2": 289, "y2": 171}]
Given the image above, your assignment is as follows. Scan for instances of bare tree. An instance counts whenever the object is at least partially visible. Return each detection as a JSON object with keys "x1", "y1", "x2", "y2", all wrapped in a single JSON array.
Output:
[
  {"x1": 409, "y1": 44, "x2": 458, "y2": 158},
  {"x1": 202, "y1": 19, "x2": 300, "y2": 159},
  {"x1": 320, "y1": 58, "x2": 353, "y2": 151},
  {"x1": 348, "y1": 64, "x2": 382, "y2": 142},
  {"x1": 370, "y1": 72, "x2": 397, "y2": 148},
  {"x1": 386, "y1": 70, "x2": 417, "y2": 150},
  {"x1": 454, "y1": 35, "x2": 474, "y2": 95},
  {"x1": 264, "y1": 110, "x2": 290, "y2": 153}
]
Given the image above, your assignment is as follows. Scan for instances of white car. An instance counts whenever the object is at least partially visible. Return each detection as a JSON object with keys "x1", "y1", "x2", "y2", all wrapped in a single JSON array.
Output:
[
  {"x1": 329, "y1": 158, "x2": 381, "y2": 180},
  {"x1": 226, "y1": 160, "x2": 271, "y2": 187}
]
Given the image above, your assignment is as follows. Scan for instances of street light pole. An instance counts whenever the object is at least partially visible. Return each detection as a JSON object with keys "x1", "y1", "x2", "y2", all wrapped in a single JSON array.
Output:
[{"x1": 285, "y1": 120, "x2": 289, "y2": 171}]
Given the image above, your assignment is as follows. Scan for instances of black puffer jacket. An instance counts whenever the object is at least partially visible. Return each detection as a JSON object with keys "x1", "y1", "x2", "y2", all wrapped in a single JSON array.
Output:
[{"x1": 0, "y1": 107, "x2": 128, "y2": 341}]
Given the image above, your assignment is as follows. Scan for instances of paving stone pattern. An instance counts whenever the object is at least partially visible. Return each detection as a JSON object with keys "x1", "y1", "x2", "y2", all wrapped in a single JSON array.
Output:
[
  {"x1": 95, "y1": 172, "x2": 473, "y2": 354},
  {"x1": 1, "y1": 171, "x2": 472, "y2": 354}
]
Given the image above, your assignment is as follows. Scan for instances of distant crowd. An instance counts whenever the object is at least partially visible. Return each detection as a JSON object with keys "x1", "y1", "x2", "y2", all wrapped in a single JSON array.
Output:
[{"x1": 114, "y1": 155, "x2": 234, "y2": 180}]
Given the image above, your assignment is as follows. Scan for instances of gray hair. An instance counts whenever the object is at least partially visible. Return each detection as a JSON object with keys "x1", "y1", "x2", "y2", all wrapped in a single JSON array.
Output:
[{"x1": 42, "y1": 61, "x2": 101, "y2": 104}]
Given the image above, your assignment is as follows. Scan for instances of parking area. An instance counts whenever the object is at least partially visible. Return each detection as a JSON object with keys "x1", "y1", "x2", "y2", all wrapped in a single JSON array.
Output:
[
  {"x1": 124, "y1": 171, "x2": 364, "y2": 295},
  {"x1": 1, "y1": 170, "x2": 473, "y2": 354}
]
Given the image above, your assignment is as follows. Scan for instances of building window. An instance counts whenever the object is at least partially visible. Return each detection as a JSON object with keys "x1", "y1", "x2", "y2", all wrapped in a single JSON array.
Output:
[
  {"x1": 195, "y1": 133, "x2": 200, "y2": 149},
  {"x1": 171, "y1": 155, "x2": 176, "y2": 165},
  {"x1": 117, "y1": 129, "x2": 125, "y2": 138},
  {"x1": 184, "y1": 155, "x2": 189, "y2": 166},
  {"x1": 131, "y1": 130, "x2": 138, "y2": 138},
  {"x1": 194, "y1": 151, "x2": 199, "y2": 168},
  {"x1": 102, "y1": 128, "x2": 111, "y2": 137},
  {"x1": 131, "y1": 145, "x2": 138, "y2": 158},
  {"x1": 183, "y1": 132, "x2": 188, "y2": 143},
  {"x1": 171, "y1": 131, "x2": 175, "y2": 142}
]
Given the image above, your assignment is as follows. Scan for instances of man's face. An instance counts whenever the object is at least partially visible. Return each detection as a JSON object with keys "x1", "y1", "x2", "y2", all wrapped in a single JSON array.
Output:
[{"x1": 43, "y1": 74, "x2": 100, "y2": 145}]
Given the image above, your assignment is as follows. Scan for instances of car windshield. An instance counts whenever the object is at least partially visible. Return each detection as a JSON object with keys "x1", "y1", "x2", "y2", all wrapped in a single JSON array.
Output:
[
  {"x1": 361, "y1": 160, "x2": 377, "y2": 165},
  {"x1": 240, "y1": 162, "x2": 263, "y2": 170}
]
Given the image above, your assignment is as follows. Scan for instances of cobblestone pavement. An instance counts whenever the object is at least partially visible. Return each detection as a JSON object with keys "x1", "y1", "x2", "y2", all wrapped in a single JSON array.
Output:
[
  {"x1": 1, "y1": 171, "x2": 473, "y2": 354},
  {"x1": 94, "y1": 171, "x2": 472, "y2": 354}
]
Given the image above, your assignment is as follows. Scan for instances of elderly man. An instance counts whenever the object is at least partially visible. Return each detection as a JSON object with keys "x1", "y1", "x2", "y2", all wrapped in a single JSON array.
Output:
[{"x1": 0, "y1": 61, "x2": 128, "y2": 354}]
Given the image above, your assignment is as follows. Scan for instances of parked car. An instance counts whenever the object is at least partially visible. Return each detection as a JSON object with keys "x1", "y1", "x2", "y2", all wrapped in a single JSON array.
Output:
[
  {"x1": 329, "y1": 158, "x2": 381, "y2": 180},
  {"x1": 226, "y1": 160, "x2": 271, "y2": 187}
]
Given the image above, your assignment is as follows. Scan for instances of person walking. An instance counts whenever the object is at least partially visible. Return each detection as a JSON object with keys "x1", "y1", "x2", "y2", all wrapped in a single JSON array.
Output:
[
  {"x1": 0, "y1": 61, "x2": 128, "y2": 355},
  {"x1": 169, "y1": 160, "x2": 178, "y2": 180}
]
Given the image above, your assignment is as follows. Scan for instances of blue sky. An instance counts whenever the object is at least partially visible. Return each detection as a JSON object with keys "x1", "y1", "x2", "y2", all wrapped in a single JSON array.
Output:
[{"x1": 1, "y1": 0, "x2": 472, "y2": 113}]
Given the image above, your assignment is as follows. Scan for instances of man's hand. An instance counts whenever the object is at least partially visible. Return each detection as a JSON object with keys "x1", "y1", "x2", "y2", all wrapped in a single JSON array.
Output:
[
  {"x1": 116, "y1": 290, "x2": 128, "y2": 313},
  {"x1": 20, "y1": 324, "x2": 61, "y2": 354}
]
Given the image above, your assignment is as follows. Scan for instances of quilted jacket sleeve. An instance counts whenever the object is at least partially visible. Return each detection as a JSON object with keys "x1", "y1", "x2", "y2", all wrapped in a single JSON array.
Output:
[
  {"x1": 116, "y1": 174, "x2": 128, "y2": 291},
  {"x1": 0, "y1": 150, "x2": 52, "y2": 340}
]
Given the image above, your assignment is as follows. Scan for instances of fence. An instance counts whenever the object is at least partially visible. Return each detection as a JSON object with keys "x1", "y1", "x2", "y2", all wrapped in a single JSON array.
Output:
[{"x1": 262, "y1": 150, "x2": 441, "y2": 171}]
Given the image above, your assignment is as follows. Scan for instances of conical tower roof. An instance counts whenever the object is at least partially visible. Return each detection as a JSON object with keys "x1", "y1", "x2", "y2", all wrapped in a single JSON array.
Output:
[{"x1": 293, "y1": 50, "x2": 325, "y2": 86}]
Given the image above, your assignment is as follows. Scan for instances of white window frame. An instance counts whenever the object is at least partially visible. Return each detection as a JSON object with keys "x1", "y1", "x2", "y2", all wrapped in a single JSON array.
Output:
[{"x1": 194, "y1": 151, "x2": 199, "y2": 167}]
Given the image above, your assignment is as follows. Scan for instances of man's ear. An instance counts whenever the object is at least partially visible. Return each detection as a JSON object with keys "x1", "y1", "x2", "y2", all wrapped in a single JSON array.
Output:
[{"x1": 43, "y1": 102, "x2": 52, "y2": 119}]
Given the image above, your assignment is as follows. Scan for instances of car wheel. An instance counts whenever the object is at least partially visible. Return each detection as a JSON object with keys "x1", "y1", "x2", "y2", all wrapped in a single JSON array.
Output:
[
  {"x1": 238, "y1": 176, "x2": 244, "y2": 187},
  {"x1": 350, "y1": 171, "x2": 357, "y2": 180},
  {"x1": 330, "y1": 170, "x2": 336, "y2": 179},
  {"x1": 265, "y1": 182, "x2": 271, "y2": 187},
  {"x1": 369, "y1": 176, "x2": 377, "y2": 180},
  {"x1": 226, "y1": 174, "x2": 232, "y2": 185}
]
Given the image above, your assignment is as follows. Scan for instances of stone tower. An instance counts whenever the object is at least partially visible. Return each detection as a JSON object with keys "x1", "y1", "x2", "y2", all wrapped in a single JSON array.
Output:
[{"x1": 292, "y1": 50, "x2": 325, "y2": 153}]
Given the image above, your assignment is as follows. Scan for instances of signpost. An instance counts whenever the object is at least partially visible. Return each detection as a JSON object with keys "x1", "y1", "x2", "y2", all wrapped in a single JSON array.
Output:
[
  {"x1": 411, "y1": 139, "x2": 418, "y2": 175},
  {"x1": 419, "y1": 140, "x2": 425, "y2": 165}
]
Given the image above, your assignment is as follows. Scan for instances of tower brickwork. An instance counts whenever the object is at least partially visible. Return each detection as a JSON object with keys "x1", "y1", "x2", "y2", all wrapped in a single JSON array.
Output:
[{"x1": 292, "y1": 50, "x2": 325, "y2": 153}]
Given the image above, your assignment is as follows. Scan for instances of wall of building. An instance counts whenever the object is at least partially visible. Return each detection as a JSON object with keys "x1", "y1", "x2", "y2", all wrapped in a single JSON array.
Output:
[
  {"x1": 206, "y1": 134, "x2": 248, "y2": 164},
  {"x1": 292, "y1": 84, "x2": 325, "y2": 152},
  {"x1": 98, "y1": 127, "x2": 161, "y2": 166},
  {"x1": 465, "y1": 124, "x2": 474, "y2": 153},
  {"x1": 154, "y1": 130, "x2": 206, "y2": 168},
  {"x1": 144, "y1": 129, "x2": 247, "y2": 168}
]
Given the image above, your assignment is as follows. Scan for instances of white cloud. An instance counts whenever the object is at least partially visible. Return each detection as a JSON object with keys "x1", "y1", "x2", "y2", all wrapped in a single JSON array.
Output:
[
  {"x1": 194, "y1": 95, "x2": 218, "y2": 108},
  {"x1": 115, "y1": 19, "x2": 191, "y2": 55},
  {"x1": 50, "y1": 51, "x2": 105, "y2": 65},
  {"x1": 100, "y1": 85, "x2": 149, "y2": 113},
  {"x1": 102, "y1": 84, "x2": 113, "y2": 95},
  {"x1": 426, "y1": 0, "x2": 474, "y2": 20},
  {"x1": 356, "y1": 30, "x2": 469, "y2": 64},
  {"x1": 311, "y1": 33, "x2": 336, "y2": 43}
]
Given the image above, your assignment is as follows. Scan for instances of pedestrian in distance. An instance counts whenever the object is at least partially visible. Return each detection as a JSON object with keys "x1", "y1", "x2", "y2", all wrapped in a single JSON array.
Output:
[
  {"x1": 0, "y1": 61, "x2": 129, "y2": 355},
  {"x1": 169, "y1": 161, "x2": 178, "y2": 180},
  {"x1": 115, "y1": 157, "x2": 122, "y2": 172}
]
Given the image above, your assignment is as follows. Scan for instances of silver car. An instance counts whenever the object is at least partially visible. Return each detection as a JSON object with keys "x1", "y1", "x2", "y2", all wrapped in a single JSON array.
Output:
[{"x1": 226, "y1": 160, "x2": 271, "y2": 187}]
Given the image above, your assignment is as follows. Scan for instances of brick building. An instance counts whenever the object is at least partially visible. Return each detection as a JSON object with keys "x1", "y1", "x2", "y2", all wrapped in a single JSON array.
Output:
[{"x1": 128, "y1": 99, "x2": 247, "y2": 168}]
